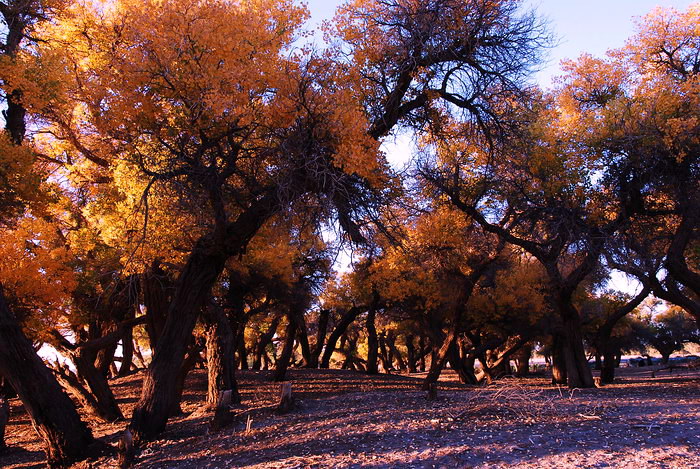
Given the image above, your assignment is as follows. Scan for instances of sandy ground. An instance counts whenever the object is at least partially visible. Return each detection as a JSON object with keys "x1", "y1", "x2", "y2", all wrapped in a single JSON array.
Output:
[{"x1": 2, "y1": 366, "x2": 699, "y2": 468}]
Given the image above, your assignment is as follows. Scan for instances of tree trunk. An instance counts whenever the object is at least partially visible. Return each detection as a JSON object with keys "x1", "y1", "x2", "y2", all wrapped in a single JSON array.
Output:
[
  {"x1": 252, "y1": 315, "x2": 281, "y2": 370},
  {"x1": 551, "y1": 333, "x2": 568, "y2": 385},
  {"x1": 405, "y1": 335, "x2": 417, "y2": 373},
  {"x1": 141, "y1": 260, "x2": 172, "y2": 352},
  {"x1": 129, "y1": 231, "x2": 230, "y2": 442},
  {"x1": 308, "y1": 309, "x2": 330, "y2": 369},
  {"x1": 205, "y1": 306, "x2": 240, "y2": 408},
  {"x1": 273, "y1": 316, "x2": 297, "y2": 382},
  {"x1": 320, "y1": 306, "x2": 364, "y2": 369},
  {"x1": 513, "y1": 343, "x2": 532, "y2": 377},
  {"x1": 561, "y1": 312, "x2": 595, "y2": 388},
  {"x1": 386, "y1": 332, "x2": 407, "y2": 372},
  {"x1": 419, "y1": 336, "x2": 427, "y2": 372},
  {"x1": 377, "y1": 331, "x2": 392, "y2": 372},
  {"x1": 0, "y1": 397, "x2": 9, "y2": 453},
  {"x1": 72, "y1": 348, "x2": 123, "y2": 421},
  {"x1": 95, "y1": 335, "x2": 118, "y2": 377},
  {"x1": 133, "y1": 341, "x2": 147, "y2": 368},
  {"x1": 0, "y1": 284, "x2": 95, "y2": 467},
  {"x1": 292, "y1": 310, "x2": 312, "y2": 368},
  {"x1": 171, "y1": 342, "x2": 202, "y2": 417},
  {"x1": 118, "y1": 332, "x2": 134, "y2": 377},
  {"x1": 365, "y1": 308, "x2": 379, "y2": 375},
  {"x1": 447, "y1": 341, "x2": 478, "y2": 384}
]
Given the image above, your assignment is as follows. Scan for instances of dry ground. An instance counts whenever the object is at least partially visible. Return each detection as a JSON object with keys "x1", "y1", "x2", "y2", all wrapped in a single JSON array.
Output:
[{"x1": 2, "y1": 366, "x2": 700, "y2": 468}]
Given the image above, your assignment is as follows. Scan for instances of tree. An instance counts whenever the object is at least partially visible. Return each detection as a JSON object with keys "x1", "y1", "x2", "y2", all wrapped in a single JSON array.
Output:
[
  {"x1": 558, "y1": 5, "x2": 699, "y2": 325},
  {"x1": 634, "y1": 302, "x2": 700, "y2": 363}
]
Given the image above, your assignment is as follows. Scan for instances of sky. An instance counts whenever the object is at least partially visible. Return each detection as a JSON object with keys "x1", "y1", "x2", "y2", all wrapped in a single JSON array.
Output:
[{"x1": 304, "y1": 0, "x2": 698, "y2": 87}]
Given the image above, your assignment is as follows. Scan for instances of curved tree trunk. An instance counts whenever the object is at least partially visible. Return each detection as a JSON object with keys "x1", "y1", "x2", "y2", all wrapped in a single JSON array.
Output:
[
  {"x1": 293, "y1": 310, "x2": 312, "y2": 368},
  {"x1": 72, "y1": 348, "x2": 123, "y2": 422},
  {"x1": 308, "y1": 309, "x2": 330, "y2": 369},
  {"x1": 320, "y1": 306, "x2": 364, "y2": 369},
  {"x1": 252, "y1": 315, "x2": 282, "y2": 370},
  {"x1": 273, "y1": 315, "x2": 297, "y2": 382},
  {"x1": 0, "y1": 284, "x2": 95, "y2": 467}
]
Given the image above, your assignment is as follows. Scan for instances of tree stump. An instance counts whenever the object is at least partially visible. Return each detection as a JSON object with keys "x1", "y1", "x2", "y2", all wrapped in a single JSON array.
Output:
[
  {"x1": 209, "y1": 390, "x2": 234, "y2": 432},
  {"x1": 275, "y1": 382, "x2": 294, "y2": 414},
  {"x1": 427, "y1": 383, "x2": 438, "y2": 401}
]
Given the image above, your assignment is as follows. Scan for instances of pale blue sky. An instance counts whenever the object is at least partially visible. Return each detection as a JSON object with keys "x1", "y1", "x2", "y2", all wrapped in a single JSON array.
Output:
[{"x1": 304, "y1": 0, "x2": 697, "y2": 87}]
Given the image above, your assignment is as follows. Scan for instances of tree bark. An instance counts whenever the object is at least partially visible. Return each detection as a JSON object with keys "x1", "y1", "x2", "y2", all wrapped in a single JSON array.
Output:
[
  {"x1": 513, "y1": 343, "x2": 532, "y2": 377},
  {"x1": 204, "y1": 306, "x2": 240, "y2": 408},
  {"x1": 320, "y1": 306, "x2": 364, "y2": 368},
  {"x1": 365, "y1": 308, "x2": 379, "y2": 374},
  {"x1": 273, "y1": 315, "x2": 297, "y2": 382},
  {"x1": 118, "y1": 331, "x2": 134, "y2": 377},
  {"x1": 0, "y1": 396, "x2": 9, "y2": 453},
  {"x1": 308, "y1": 309, "x2": 330, "y2": 369},
  {"x1": 447, "y1": 341, "x2": 478, "y2": 384},
  {"x1": 293, "y1": 309, "x2": 312, "y2": 368},
  {"x1": 551, "y1": 333, "x2": 568, "y2": 385},
  {"x1": 405, "y1": 334, "x2": 417, "y2": 373},
  {"x1": 252, "y1": 315, "x2": 282, "y2": 370},
  {"x1": 0, "y1": 284, "x2": 95, "y2": 467},
  {"x1": 141, "y1": 260, "x2": 172, "y2": 352}
]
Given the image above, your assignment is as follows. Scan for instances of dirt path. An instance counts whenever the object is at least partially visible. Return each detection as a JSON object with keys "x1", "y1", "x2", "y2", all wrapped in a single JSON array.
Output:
[{"x1": 2, "y1": 369, "x2": 700, "y2": 468}]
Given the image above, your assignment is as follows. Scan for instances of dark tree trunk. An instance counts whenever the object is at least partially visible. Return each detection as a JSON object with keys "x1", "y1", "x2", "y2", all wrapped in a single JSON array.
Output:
[
  {"x1": 237, "y1": 337, "x2": 248, "y2": 370},
  {"x1": 447, "y1": 341, "x2": 478, "y2": 384},
  {"x1": 551, "y1": 333, "x2": 568, "y2": 385},
  {"x1": 0, "y1": 396, "x2": 8, "y2": 453},
  {"x1": 0, "y1": 285, "x2": 95, "y2": 467},
  {"x1": 377, "y1": 331, "x2": 392, "y2": 372},
  {"x1": 293, "y1": 310, "x2": 312, "y2": 368},
  {"x1": 320, "y1": 306, "x2": 364, "y2": 369},
  {"x1": 253, "y1": 315, "x2": 281, "y2": 370},
  {"x1": 141, "y1": 260, "x2": 173, "y2": 352},
  {"x1": 386, "y1": 332, "x2": 407, "y2": 372},
  {"x1": 273, "y1": 316, "x2": 297, "y2": 382},
  {"x1": 594, "y1": 353, "x2": 602, "y2": 371},
  {"x1": 419, "y1": 336, "x2": 427, "y2": 372},
  {"x1": 118, "y1": 332, "x2": 134, "y2": 377},
  {"x1": 171, "y1": 342, "x2": 203, "y2": 417},
  {"x1": 72, "y1": 348, "x2": 123, "y2": 421},
  {"x1": 308, "y1": 309, "x2": 330, "y2": 369},
  {"x1": 561, "y1": 312, "x2": 595, "y2": 388},
  {"x1": 597, "y1": 286, "x2": 649, "y2": 385},
  {"x1": 405, "y1": 335, "x2": 417, "y2": 373},
  {"x1": 204, "y1": 306, "x2": 240, "y2": 408},
  {"x1": 601, "y1": 341, "x2": 616, "y2": 384},
  {"x1": 129, "y1": 233, "x2": 230, "y2": 442},
  {"x1": 95, "y1": 334, "x2": 118, "y2": 377},
  {"x1": 365, "y1": 308, "x2": 379, "y2": 374},
  {"x1": 513, "y1": 343, "x2": 532, "y2": 377},
  {"x1": 133, "y1": 341, "x2": 147, "y2": 368}
]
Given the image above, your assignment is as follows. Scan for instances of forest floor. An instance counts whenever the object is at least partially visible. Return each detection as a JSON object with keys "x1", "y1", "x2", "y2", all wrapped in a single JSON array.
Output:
[{"x1": 2, "y1": 366, "x2": 700, "y2": 469}]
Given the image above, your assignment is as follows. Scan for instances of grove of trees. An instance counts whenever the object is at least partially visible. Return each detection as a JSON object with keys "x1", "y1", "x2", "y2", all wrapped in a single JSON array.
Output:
[{"x1": 0, "y1": 0, "x2": 697, "y2": 467}]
